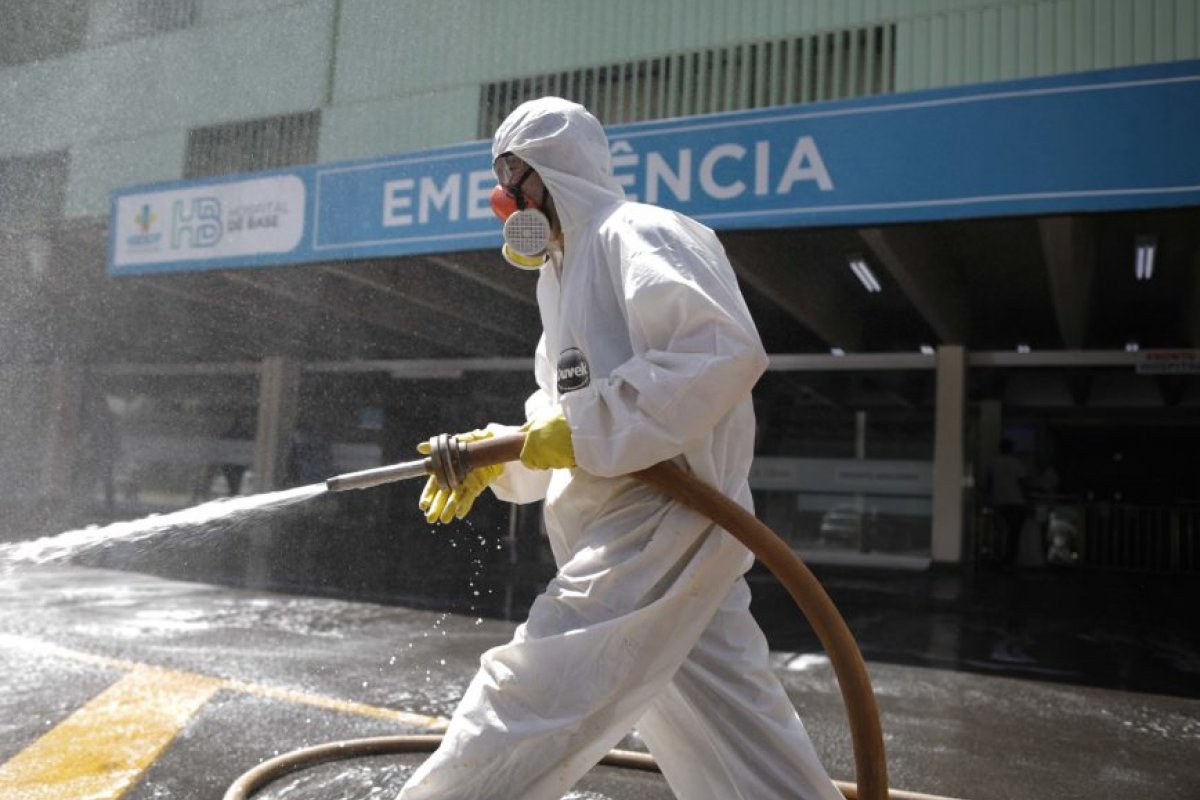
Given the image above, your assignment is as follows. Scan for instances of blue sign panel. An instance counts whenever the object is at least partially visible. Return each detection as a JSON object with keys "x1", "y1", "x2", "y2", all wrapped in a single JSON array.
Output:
[
  {"x1": 108, "y1": 59, "x2": 1200, "y2": 276},
  {"x1": 311, "y1": 143, "x2": 498, "y2": 257}
]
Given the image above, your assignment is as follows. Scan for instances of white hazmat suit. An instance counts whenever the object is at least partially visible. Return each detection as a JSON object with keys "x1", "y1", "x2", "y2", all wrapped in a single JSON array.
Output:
[{"x1": 398, "y1": 98, "x2": 841, "y2": 800}]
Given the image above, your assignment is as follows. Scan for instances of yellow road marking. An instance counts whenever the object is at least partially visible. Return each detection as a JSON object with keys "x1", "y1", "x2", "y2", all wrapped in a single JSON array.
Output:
[
  {"x1": 0, "y1": 633, "x2": 447, "y2": 731},
  {"x1": 0, "y1": 633, "x2": 447, "y2": 800},
  {"x1": 0, "y1": 667, "x2": 221, "y2": 800}
]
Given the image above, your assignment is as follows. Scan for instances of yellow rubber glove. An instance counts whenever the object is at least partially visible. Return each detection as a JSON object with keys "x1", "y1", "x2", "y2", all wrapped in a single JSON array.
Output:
[
  {"x1": 417, "y1": 429, "x2": 505, "y2": 524},
  {"x1": 519, "y1": 404, "x2": 576, "y2": 471}
]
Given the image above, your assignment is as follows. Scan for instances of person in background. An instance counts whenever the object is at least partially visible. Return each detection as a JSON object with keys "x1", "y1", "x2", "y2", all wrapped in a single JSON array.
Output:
[
  {"x1": 76, "y1": 385, "x2": 120, "y2": 515},
  {"x1": 985, "y1": 438, "x2": 1032, "y2": 567},
  {"x1": 399, "y1": 98, "x2": 840, "y2": 800},
  {"x1": 287, "y1": 413, "x2": 335, "y2": 488}
]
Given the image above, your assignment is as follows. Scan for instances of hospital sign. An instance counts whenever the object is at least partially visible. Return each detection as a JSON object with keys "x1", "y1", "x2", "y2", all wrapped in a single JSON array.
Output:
[{"x1": 108, "y1": 59, "x2": 1200, "y2": 276}]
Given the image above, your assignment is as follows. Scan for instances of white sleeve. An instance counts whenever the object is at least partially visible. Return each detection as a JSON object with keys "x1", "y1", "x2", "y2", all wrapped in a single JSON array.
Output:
[
  {"x1": 561, "y1": 217, "x2": 768, "y2": 478},
  {"x1": 489, "y1": 335, "x2": 554, "y2": 504}
]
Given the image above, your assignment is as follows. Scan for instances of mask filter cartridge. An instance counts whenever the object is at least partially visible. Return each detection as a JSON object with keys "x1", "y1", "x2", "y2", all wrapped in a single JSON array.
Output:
[{"x1": 501, "y1": 209, "x2": 551, "y2": 269}]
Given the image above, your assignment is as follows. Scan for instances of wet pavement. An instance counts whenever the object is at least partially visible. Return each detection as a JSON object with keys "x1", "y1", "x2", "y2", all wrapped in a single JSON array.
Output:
[
  {"x1": 747, "y1": 563, "x2": 1200, "y2": 700},
  {"x1": 0, "y1": 564, "x2": 1197, "y2": 799},
  {"x1": 48, "y1": 484, "x2": 1200, "y2": 702}
]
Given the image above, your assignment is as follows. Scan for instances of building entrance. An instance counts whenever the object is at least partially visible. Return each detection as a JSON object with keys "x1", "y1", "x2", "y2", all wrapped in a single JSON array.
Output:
[{"x1": 971, "y1": 362, "x2": 1200, "y2": 574}]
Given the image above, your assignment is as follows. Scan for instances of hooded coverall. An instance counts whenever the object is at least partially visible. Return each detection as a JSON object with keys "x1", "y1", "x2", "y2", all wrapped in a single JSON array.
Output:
[{"x1": 398, "y1": 98, "x2": 841, "y2": 800}]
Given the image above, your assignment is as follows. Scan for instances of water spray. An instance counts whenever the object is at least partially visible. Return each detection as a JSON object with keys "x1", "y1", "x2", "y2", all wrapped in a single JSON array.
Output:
[
  {"x1": 0, "y1": 483, "x2": 325, "y2": 571},
  {"x1": 1, "y1": 433, "x2": 514, "y2": 572}
]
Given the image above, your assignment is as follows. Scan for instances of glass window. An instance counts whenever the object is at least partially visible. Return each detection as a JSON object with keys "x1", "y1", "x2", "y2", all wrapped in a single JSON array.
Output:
[{"x1": 752, "y1": 368, "x2": 935, "y2": 562}]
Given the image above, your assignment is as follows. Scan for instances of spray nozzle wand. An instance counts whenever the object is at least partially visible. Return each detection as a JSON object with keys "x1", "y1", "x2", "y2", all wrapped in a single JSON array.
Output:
[{"x1": 325, "y1": 431, "x2": 526, "y2": 493}]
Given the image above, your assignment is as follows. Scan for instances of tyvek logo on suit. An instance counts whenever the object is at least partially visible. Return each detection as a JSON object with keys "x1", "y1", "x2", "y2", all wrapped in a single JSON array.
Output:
[{"x1": 557, "y1": 348, "x2": 590, "y2": 393}]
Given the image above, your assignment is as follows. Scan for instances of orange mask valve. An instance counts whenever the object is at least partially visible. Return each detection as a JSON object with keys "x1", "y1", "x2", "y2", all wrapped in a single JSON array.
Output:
[{"x1": 489, "y1": 185, "x2": 521, "y2": 221}]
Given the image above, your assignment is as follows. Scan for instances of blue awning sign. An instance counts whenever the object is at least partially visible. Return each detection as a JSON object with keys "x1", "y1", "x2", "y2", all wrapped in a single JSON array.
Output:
[{"x1": 108, "y1": 59, "x2": 1200, "y2": 276}]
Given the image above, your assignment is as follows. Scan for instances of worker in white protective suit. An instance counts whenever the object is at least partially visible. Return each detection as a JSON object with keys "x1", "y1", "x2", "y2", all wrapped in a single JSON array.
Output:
[{"x1": 399, "y1": 97, "x2": 841, "y2": 800}]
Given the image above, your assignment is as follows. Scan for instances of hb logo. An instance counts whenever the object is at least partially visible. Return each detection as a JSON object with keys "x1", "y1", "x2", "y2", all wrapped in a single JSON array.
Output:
[
  {"x1": 557, "y1": 347, "x2": 590, "y2": 393},
  {"x1": 171, "y1": 197, "x2": 223, "y2": 249}
]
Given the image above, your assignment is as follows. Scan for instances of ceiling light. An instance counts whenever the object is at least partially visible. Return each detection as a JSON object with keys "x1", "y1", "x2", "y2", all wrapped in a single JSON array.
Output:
[
  {"x1": 1125, "y1": 341, "x2": 1140, "y2": 352},
  {"x1": 830, "y1": 347, "x2": 846, "y2": 356},
  {"x1": 1016, "y1": 344, "x2": 1031, "y2": 354},
  {"x1": 1135, "y1": 236, "x2": 1156, "y2": 281},
  {"x1": 846, "y1": 254, "x2": 881, "y2": 293},
  {"x1": 920, "y1": 345, "x2": 935, "y2": 355}
]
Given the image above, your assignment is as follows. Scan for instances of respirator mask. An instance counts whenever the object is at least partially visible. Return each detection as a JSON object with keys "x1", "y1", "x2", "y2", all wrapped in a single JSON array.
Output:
[{"x1": 490, "y1": 155, "x2": 552, "y2": 270}]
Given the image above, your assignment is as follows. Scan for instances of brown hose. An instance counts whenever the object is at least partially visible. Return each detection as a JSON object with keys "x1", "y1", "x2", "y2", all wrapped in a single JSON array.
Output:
[
  {"x1": 630, "y1": 458, "x2": 888, "y2": 800},
  {"x1": 223, "y1": 737, "x2": 662, "y2": 800},
  {"x1": 225, "y1": 431, "x2": 891, "y2": 800}
]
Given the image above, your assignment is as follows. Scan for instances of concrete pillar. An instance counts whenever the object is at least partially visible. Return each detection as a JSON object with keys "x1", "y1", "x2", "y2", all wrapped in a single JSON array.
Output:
[
  {"x1": 854, "y1": 410, "x2": 867, "y2": 458},
  {"x1": 932, "y1": 346, "x2": 966, "y2": 564},
  {"x1": 252, "y1": 357, "x2": 300, "y2": 492}
]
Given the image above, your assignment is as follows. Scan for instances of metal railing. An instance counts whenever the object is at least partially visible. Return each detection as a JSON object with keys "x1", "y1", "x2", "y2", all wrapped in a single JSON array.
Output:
[
  {"x1": 1080, "y1": 503, "x2": 1200, "y2": 573},
  {"x1": 975, "y1": 500, "x2": 1200, "y2": 573},
  {"x1": 184, "y1": 111, "x2": 321, "y2": 179},
  {"x1": 480, "y1": 24, "x2": 896, "y2": 135}
]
